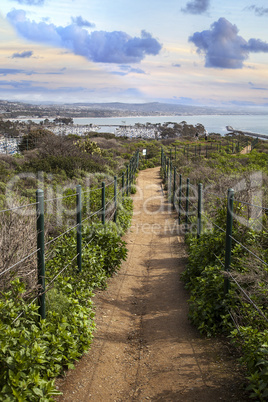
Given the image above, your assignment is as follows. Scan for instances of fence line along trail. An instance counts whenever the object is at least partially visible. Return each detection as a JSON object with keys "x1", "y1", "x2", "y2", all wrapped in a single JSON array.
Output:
[{"x1": 56, "y1": 167, "x2": 249, "y2": 402}]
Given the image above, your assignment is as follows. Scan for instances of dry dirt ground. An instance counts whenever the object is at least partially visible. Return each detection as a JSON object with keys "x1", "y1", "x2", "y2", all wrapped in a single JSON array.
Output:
[
  {"x1": 55, "y1": 167, "x2": 250, "y2": 402},
  {"x1": 240, "y1": 145, "x2": 252, "y2": 154}
]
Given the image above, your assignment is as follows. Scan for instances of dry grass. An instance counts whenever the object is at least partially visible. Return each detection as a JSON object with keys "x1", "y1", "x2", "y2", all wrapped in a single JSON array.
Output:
[{"x1": 0, "y1": 209, "x2": 38, "y2": 297}]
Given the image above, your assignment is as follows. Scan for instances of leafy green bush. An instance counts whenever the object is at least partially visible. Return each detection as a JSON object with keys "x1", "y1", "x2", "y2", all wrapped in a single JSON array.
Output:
[
  {"x1": 0, "y1": 211, "x2": 131, "y2": 400},
  {"x1": 182, "y1": 206, "x2": 268, "y2": 400}
]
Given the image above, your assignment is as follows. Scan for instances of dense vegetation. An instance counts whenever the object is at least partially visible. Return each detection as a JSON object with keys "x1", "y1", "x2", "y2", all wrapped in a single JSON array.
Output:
[
  {"x1": 0, "y1": 129, "x2": 161, "y2": 400},
  {"x1": 161, "y1": 136, "x2": 268, "y2": 400},
  {"x1": 1, "y1": 127, "x2": 267, "y2": 400}
]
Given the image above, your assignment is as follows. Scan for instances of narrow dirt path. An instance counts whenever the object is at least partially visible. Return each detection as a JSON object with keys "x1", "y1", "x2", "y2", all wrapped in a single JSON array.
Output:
[
  {"x1": 240, "y1": 145, "x2": 251, "y2": 154},
  {"x1": 56, "y1": 167, "x2": 249, "y2": 401}
]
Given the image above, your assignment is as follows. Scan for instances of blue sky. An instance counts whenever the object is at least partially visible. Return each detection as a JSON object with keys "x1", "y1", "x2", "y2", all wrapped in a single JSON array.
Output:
[{"x1": 0, "y1": 0, "x2": 268, "y2": 106}]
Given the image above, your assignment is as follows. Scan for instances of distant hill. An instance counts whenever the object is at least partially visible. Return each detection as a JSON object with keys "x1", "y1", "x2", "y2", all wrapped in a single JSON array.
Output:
[{"x1": 0, "y1": 100, "x2": 267, "y2": 119}]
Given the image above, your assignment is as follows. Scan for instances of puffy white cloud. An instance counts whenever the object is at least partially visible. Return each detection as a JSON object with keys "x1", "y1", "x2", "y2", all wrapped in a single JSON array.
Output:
[
  {"x1": 7, "y1": 10, "x2": 162, "y2": 64},
  {"x1": 189, "y1": 18, "x2": 268, "y2": 68}
]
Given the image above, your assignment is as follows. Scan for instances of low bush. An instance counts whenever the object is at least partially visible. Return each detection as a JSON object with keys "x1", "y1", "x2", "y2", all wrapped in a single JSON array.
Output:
[
  {"x1": 182, "y1": 206, "x2": 268, "y2": 400},
  {"x1": 0, "y1": 214, "x2": 131, "y2": 400}
]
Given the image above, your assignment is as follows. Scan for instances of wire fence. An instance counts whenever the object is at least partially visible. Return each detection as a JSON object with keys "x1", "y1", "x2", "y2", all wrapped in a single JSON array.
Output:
[
  {"x1": 163, "y1": 135, "x2": 257, "y2": 162},
  {"x1": 161, "y1": 147, "x2": 268, "y2": 331},
  {"x1": 0, "y1": 149, "x2": 140, "y2": 321}
]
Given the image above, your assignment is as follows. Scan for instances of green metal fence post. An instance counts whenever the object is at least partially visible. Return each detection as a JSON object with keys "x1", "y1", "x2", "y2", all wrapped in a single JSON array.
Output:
[
  {"x1": 224, "y1": 188, "x2": 234, "y2": 294},
  {"x1": 76, "y1": 185, "x2": 82, "y2": 272},
  {"x1": 126, "y1": 165, "x2": 129, "y2": 196},
  {"x1": 114, "y1": 176, "x2": 117, "y2": 223},
  {"x1": 169, "y1": 161, "x2": 172, "y2": 198},
  {"x1": 122, "y1": 172, "x2": 125, "y2": 198},
  {"x1": 178, "y1": 174, "x2": 182, "y2": 224},
  {"x1": 197, "y1": 183, "x2": 202, "y2": 239},
  {"x1": 167, "y1": 158, "x2": 169, "y2": 184},
  {"x1": 173, "y1": 167, "x2": 176, "y2": 210},
  {"x1": 102, "y1": 181, "x2": 105, "y2": 224},
  {"x1": 185, "y1": 178, "x2": 190, "y2": 233},
  {"x1": 36, "y1": 189, "x2": 45, "y2": 320}
]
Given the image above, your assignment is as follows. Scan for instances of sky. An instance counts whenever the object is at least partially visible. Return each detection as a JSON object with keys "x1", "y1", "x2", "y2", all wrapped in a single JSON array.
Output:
[{"x1": 0, "y1": 0, "x2": 268, "y2": 107}]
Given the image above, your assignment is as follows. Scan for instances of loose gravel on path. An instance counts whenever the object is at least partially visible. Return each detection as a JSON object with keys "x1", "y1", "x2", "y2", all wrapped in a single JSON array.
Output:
[{"x1": 56, "y1": 167, "x2": 249, "y2": 401}]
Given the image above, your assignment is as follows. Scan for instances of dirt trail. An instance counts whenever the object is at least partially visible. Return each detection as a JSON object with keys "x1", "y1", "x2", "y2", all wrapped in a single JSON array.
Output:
[
  {"x1": 240, "y1": 145, "x2": 251, "y2": 154},
  {"x1": 56, "y1": 167, "x2": 249, "y2": 402}
]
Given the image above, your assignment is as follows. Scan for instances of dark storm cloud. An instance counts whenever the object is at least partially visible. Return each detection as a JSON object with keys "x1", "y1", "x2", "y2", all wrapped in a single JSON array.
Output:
[
  {"x1": 11, "y1": 50, "x2": 33, "y2": 58},
  {"x1": 182, "y1": 0, "x2": 210, "y2": 14},
  {"x1": 189, "y1": 18, "x2": 268, "y2": 68},
  {"x1": 7, "y1": 10, "x2": 162, "y2": 64}
]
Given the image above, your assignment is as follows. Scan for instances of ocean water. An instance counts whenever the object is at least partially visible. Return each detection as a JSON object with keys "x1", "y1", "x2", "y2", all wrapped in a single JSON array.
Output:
[{"x1": 72, "y1": 115, "x2": 268, "y2": 136}]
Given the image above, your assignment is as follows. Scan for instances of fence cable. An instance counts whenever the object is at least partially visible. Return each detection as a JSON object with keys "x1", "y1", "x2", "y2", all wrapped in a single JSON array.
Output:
[
  {"x1": 45, "y1": 253, "x2": 79, "y2": 293},
  {"x1": 12, "y1": 252, "x2": 80, "y2": 325},
  {"x1": 229, "y1": 235, "x2": 268, "y2": 267},
  {"x1": 233, "y1": 199, "x2": 268, "y2": 211},
  {"x1": 213, "y1": 253, "x2": 225, "y2": 268},
  {"x1": 0, "y1": 202, "x2": 38, "y2": 214},
  {"x1": 106, "y1": 178, "x2": 116, "y2": 187},
  {"x1": 227, "y1": 270, "x2": 268, "y2": 323},
  {"x1": 188, "y1": 199, "x2": 198, "y2": 211},
  {"x1": 81, "y1": 207, "x2": 103, "y2": 224},
  {"x1": 105, "y1": 196, "x2": 116, "y2": 209},
  {"x1": 227, "y1": 309, "x2": 242, "y2": 333},
  {"x1": 200, "y1": 212, "x2": 225, "y2": 233},
  {"x1": 44, "y1": 223, "x2": 79, "y2": 248},
  {"x1": 205, "y1": 191, "x2": 226, "y2": 200},
  {"x1": 82, "y1": 185, "x2": 103, "y2": 195},
  {"x1": 0, "y1": 248, "x2": 40, "y2": 278},
  {"x1": 106, "y1": 210, "x2": 116, "y2": 222},
  {"x1": 82, "y1": 233, "x2": 97, "y2": 250},
  {"x1": 44, "y1": 193, "x2": 78, "y2": 203}
]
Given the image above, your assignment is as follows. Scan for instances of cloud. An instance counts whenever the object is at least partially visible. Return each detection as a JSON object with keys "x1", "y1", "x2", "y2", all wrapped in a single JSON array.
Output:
[
  {"x1": 0, "y1": 68, "x2": 25, "y2": 75},
  {"x1": 119, "y1": 65, "x2": 146, "y2": 74},
  {"x1": 0, "y1": 68, "x2": 61, "y2": 76},
  {"x1": 182, "y1": 0, "x2": 210, "y2": 14},
  {"x1": 11, "y1": 50, "x2": 33, "y2": 58},
  {"x1": 10, "y1": 0, "x2": 45, "y2": 5},
  {"x1": 246, "y1": 5, "x2": 268, "y2": 16},
  {"x1": 112, "y1": 65, "x2": 146, "y2": 76},
  {"x1": 172, "y1": 63, "x2": 181, "y2": 67},
  {"x1": 244, "y1": 38, "x2": 268, "y2": 52},
  {"x1": 71, "y1": 16, "x2": 95, "y2": 28},
  {"x1": 0, "y1": 80, "x2": 37, "y2": 89},
  {"x1": 248, "y1": 82, "x2": 268, "y2": 90},
  {"x1": 189, "y1": 18, "x2": 268, "y2": 68},
  {"x1": 7, "y1": 10, "x2": 162, "y2": 64}
]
